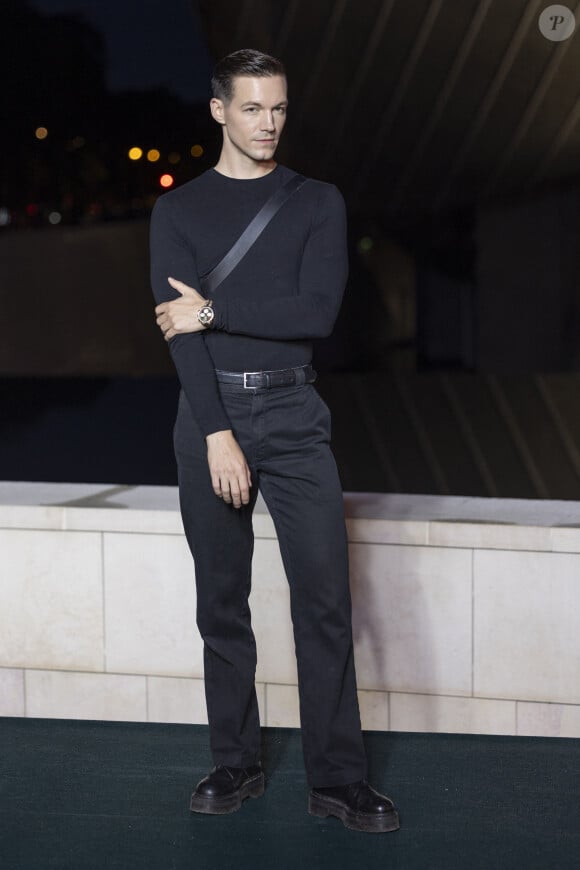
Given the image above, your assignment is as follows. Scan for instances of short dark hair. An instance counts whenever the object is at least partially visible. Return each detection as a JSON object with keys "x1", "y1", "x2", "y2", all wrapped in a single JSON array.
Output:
[{"x1": 211, "y1": 49, "x2": 286, "y2": 104}]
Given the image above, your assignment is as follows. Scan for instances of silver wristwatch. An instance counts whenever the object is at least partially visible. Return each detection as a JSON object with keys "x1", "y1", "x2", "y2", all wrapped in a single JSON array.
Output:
[{"x1": 197, "y1": 299, "x2": 215, "y2": 328}]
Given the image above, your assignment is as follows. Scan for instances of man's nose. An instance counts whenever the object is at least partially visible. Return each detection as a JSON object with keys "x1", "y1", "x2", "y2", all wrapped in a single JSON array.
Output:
[{"x1": 261, "y1": 111, "x2": 275, "y2": 130}]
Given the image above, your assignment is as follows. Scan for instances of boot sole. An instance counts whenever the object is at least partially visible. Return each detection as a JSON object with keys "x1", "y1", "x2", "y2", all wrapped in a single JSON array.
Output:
[
  {"x1": 308, "y1": 791, "x2": 400, "y2": 833},
  {"x1": 190, "y1": 772, "x2": 265, "y2": 815}
]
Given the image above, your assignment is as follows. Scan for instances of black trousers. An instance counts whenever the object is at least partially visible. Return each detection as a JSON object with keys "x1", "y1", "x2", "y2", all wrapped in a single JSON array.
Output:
[{"x1": 174, "y1": 378, "x2": 367, "y2": 787}]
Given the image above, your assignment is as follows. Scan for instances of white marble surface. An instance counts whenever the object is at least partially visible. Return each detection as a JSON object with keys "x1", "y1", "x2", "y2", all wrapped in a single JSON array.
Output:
[
  {"x1": 104, "y1": 532, "x2": 201, "y2": 677},
  {"x1": 265, "y1": 683, "x2": 300, "y2": 728},
  {"x1": 0, "y1": 529, "x2": 104, "y2": 671},
  {"x1": 143, "y1": 676, "x2": 269, "y2": 725},
  {"x1": 0, "y1": 504, "x2": 67, "y2": 531},
  {"x1": 358, "y1": 689, "x2": 390, "y2": 731},
  {"x1": 390, "y1": 692, "x2": 517, "y2": 735},
  {"x1": 1, "y1": 482, "x2": 579, "y2": 552},
  {"x1": 252, "y1": 540, "x2": 298, "y2": 685},
  {"x1": 0, "y1": 668, "x2": 25, "y2": 716},
  {"x1": 26, "y1": 669, "x2": 147, "y2": 721},
  {"x1": 349, "y1": 543, "x2": 473, "y2": 695},
  {"x1": 342, "y1": 492, "x2": 580, "y2": 526},
  {"x1": 2, "y1": 481, "x2": 580, "y2": 736},
  {"x1": 346, "y1": 517, "x2": 428, "y2": 546},
  {"x1": 551, "y1": 526, "x2": 580, "y2": 552},
  {"x1": 474, "y1": 550, "x2": 580, "y2": 704},
  {"x1": 147, "y1": 676, "x2": 209, "y2": 724},
  {"x1": 0, "y1": 482, "x2": 180, "y2": 510},
  {"x1": 16, "y1": 664, "x2": 580, "y2": 737},
  {"x1": 428, "y1": 521, "x2": 553, "y2": 552},
  {"x1": 516, "y1": 701, "x2": 580, "y2": 738}
]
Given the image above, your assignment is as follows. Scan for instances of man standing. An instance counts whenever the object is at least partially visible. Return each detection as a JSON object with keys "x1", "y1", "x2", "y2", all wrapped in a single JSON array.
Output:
[{"x1": 150, "y1": 48, "x2": 399, "y2": 834}]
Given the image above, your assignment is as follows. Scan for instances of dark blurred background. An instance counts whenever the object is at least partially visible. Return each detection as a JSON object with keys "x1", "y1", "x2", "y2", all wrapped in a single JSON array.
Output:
[{"x1": 2, "y1": 0, "x2": 580, "y2": 498}]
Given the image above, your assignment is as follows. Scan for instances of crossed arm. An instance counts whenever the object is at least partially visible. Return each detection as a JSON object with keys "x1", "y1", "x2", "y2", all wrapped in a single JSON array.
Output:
[
  {"x1": 155, "y1": 277, "x2": 209, "y2": 340},
  {"x1": 151, "y1": 200, "x2": 253, "y2": 509},
  {"x1": 155, "y1": 183, "x2": 348, "y2": 342}
]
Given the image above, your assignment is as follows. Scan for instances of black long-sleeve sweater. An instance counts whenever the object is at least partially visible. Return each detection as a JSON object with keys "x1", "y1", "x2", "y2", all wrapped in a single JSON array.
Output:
[{"x1": 149, "y1": 163, "x2": 348, "y2": 437}]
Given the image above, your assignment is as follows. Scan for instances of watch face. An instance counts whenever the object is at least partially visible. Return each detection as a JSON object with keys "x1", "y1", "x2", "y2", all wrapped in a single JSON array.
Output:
[{"x1": 199, "y1": 305, "x2": 214, "y2": 325}]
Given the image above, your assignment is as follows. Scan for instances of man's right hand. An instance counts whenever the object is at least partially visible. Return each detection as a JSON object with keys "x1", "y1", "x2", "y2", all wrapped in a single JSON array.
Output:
[{"x1": 206, "y1": 430, "x2": 252, "y2": 509}]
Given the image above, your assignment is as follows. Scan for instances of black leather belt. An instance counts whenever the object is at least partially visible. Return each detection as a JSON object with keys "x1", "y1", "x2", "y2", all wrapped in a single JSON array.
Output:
[{"x1": 215, "y1": 364, "x2": 316, "y2": 390}]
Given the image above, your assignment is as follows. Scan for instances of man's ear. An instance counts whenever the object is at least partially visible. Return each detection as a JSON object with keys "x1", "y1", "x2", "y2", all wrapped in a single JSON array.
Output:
[{"x1": 209, "y1": 98, "x2": 225, "y2": 126}]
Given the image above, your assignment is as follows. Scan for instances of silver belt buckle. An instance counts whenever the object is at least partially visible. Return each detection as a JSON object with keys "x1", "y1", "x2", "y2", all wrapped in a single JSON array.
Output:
[{"x1": 243, "y1": 370, "x2": 260, "y2": 389}]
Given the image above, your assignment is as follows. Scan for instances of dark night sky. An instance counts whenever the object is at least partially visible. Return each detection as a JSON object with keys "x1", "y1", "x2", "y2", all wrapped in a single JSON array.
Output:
[{"x1": 28, "y1": 0, "x2": 214, "y2": 102}]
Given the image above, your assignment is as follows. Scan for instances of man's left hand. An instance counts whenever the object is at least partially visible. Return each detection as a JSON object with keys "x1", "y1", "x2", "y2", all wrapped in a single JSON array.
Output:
[{"x1": 155, "y1": 276, "x2": 208, "y2": 340}]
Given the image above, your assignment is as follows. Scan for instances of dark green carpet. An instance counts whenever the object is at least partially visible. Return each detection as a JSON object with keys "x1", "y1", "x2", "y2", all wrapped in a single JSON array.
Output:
[{"x1": 1, "y1": 718, "x2": 579, "y2": 869}]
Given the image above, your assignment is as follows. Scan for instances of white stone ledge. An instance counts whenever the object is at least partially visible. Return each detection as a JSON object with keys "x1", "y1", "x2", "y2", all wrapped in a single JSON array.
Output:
[
  {"x1": 4, "y1": 667, "x2": 580, "y2": 738},
  {"x1": 2, "y1": 482, "x2": 580, "y2": 737},
  {"x1": 1, "y1": 482, "x2": 579, "y2": 551}
]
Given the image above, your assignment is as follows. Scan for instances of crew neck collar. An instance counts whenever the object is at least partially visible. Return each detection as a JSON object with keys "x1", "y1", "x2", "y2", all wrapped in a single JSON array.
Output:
[{"x1": 210, "y1": 164, "x2": 281, "y2": 182}]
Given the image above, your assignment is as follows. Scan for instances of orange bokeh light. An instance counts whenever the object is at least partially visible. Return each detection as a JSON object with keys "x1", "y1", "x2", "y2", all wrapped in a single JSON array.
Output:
[{"x1": 160, "y1": 174, "x2": 174, "y2": 188}]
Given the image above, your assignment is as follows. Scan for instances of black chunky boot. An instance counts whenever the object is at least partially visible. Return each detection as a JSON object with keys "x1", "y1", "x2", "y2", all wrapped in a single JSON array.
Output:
[
  {"x1": 309, "y1": 780, "x2": 400, "y2": 833},
  {"x1": 190, "y1": 764, "x2": 265, "y2": 815}
]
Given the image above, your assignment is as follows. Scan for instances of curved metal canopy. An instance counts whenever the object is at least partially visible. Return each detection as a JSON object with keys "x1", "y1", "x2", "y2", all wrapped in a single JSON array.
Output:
[{"x1": 197, "y1": 0, "x2": 580, "y2": 218}]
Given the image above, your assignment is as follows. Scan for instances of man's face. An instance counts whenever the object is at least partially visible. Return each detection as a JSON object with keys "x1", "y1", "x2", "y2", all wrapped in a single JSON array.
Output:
[{"x1": 211, "y1": 75, "x2": 288, "y2": 163}]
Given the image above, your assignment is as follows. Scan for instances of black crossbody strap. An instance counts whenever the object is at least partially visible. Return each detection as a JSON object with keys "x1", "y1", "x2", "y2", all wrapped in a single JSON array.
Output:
[{"x1": 200, "y1": 173, "x2": 307, "y2": 297}]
